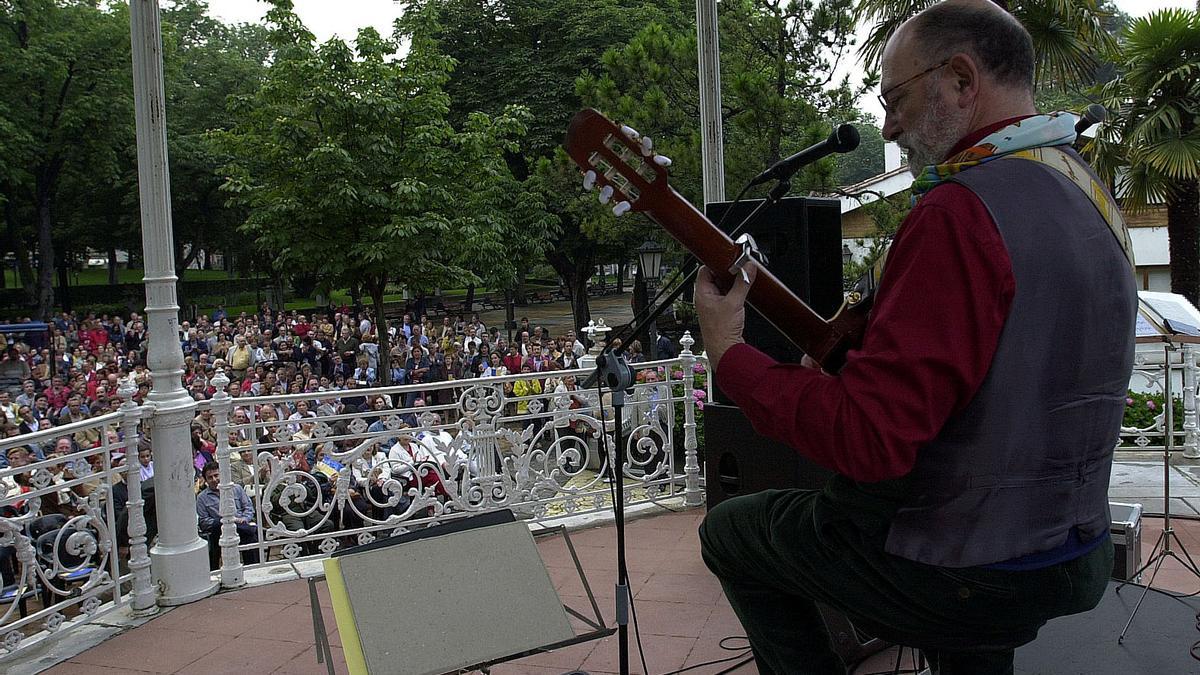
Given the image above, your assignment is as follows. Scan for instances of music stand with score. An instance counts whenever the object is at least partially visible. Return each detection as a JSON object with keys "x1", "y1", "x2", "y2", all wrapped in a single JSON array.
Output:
[{"x1": 1118, "y1": 292, "x2": 1200, "y2": 643}]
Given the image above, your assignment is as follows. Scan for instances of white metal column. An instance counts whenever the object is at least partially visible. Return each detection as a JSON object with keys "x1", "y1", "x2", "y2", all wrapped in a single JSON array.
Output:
[
  {"x1": 696, "y1": 0, "x2": 725, "y2": 204},
  {"x1": 129, "y1": 0, "x2": 218, "y2": 605}
]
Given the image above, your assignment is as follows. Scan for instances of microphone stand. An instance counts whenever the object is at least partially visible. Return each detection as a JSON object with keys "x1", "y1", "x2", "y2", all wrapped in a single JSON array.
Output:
[
  {"x1": 591, "y1": 350, "x2": 636, "y2": 675},
  {"x1": 581, "y1": 178, "x2": 791, "y2": 675}
]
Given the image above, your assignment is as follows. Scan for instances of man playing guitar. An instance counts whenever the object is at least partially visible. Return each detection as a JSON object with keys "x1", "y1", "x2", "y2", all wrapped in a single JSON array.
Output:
[{"x1": 693, "y1": 1, "x2": 1135, "y2": 673}]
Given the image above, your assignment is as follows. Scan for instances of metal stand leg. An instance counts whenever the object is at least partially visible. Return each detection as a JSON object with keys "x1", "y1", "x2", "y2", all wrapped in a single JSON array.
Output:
[{"x1": 308, "y1": 576, "x2": 336, "y2": 675}]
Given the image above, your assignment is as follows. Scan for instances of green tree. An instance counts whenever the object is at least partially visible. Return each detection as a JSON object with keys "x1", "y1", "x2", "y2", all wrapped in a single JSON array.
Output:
[
  {"x1": 855, "y1": 0, "x2": 1118, "y2": 91},
  {"x1": 570, "y1": 1, "x2": 861, "y2": 332},
  {"x1": 0, "y1": 0, "x2": 133, "y2": 318},
  {"x1": 1089, "y1": 9, "x2": 1200, "y2": 304},
  {"x1": 216, "y1": 1, "x2": 540, "y2": 382},
  {"x1": 836, "y1": 120, "x2": 885, "y2": 186},
  {"x1": 429, "y1": 0, "x2": 694, "y2": 330},
  {"x1": 163, "y1": 0, "x2": 272, "y2": 279}
]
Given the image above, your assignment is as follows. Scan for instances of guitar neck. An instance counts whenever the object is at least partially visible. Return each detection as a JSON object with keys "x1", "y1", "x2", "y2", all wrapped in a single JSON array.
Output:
[{"x1": 652, "y1": 186, "x2": 848, "y2": 362}]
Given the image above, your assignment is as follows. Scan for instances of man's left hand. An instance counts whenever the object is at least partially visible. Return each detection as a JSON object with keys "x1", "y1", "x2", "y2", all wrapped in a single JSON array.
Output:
[{"x1": 693, "y1": 263, "x2": 756, "y2": 370}]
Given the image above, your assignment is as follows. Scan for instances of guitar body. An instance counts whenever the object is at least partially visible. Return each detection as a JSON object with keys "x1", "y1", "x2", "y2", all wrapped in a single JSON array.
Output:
[{"x1": 564, "y1": 108, "x2": 872, "y2": 372}]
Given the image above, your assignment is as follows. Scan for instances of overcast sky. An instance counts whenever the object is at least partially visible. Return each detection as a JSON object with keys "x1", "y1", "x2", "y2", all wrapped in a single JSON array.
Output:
[{"x1": 205, "y1": 0, "x2": 1195, "y2": 122}]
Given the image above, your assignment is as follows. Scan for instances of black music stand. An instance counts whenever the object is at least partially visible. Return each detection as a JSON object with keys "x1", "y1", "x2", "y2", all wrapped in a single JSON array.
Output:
[{"x1": 1117, "y1": 296, "x2": 1200, "y2": 643}]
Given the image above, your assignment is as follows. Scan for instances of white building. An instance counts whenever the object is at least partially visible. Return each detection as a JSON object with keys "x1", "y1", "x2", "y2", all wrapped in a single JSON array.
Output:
[{"x1": 833, "y1": 142, "x2": 1172, "y2": 291}]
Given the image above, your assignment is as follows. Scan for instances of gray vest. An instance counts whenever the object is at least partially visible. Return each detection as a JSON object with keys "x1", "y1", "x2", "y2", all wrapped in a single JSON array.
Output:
[{"x1": 884, "y1": 152, "x2": 1136, "y2": 568}]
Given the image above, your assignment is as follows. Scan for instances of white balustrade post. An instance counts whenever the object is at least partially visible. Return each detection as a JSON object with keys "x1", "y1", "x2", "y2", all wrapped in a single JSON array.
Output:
[
  {"x1": 119, "y1": 378, "x2": 158, "y2": 615},
  {"x1": 211, "y1": 371, "x2": 245, "y2": 588},
  {"x1": 1183, "y1": 344, "x2": 1199, "y2": 458},
  {"x1": 679, "y1": 332, "x2": 704, "y2": 507},
  {"x1": 130, "y1": 0, "x2": 217, "y2": 605}
]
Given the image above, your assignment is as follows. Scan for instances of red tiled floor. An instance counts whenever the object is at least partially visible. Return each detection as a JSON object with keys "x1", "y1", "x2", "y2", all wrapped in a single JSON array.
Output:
[
  {"x1": 47, "y1": 509, "x2": 1200, "y2": 675},
  {"x1": 176, "y1": 635, "x2": 309, "y2": 675},
  {"x1": 64, "y1": 626, "x2": 222, "y2": 673}
]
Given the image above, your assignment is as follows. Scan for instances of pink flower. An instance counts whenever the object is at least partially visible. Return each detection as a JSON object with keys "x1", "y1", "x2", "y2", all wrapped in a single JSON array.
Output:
[
  {"x1": 672, "y1": 370, "x2": 685, "y2": 380},
  {"x1": 1147, "y1": 400, "x2": 1157, "y2": 410},
  {"x1": 696, "y1": 400, "x2": 704, "y2": 410},
  {"x1": 692, "y1": 363, "x2": 706, "y2": 374},
  {"x1": 692, "y1": 389, "x2": 706, "y2": 400},
  {"x1": 1126, "y1": 397, "x2": 1135, "y2": 406}
]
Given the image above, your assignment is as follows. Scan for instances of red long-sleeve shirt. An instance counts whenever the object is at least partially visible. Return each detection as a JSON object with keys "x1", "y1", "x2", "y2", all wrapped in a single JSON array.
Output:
[{"x1": 716, "y1": 123, "x2": 1027, "y2": 483}]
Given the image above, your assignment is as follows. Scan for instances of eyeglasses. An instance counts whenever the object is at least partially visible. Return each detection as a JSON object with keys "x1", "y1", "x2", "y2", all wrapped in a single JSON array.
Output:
[{"x1": 878, "y1": 60, "x2": 950, "y2": 114}]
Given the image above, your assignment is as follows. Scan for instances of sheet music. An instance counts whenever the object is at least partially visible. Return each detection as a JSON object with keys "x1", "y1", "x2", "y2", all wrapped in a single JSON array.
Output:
[{"x1": 1139, "y1": 292, "x2": 1200, "y2": 337}]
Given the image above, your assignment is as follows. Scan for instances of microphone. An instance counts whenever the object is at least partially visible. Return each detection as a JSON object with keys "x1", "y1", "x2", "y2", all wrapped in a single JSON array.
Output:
[
  {"x1": 748, "y1": 124, "x2": 860, "y2": 187},
  {"x1": 1074, "y1": 103, "x2": 1107, "y2": 135}
]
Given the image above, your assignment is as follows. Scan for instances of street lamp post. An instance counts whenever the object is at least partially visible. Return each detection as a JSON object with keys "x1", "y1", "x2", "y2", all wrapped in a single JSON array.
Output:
[{"x1": 637, "y1": 240, "x2": 665, "y2": 359}]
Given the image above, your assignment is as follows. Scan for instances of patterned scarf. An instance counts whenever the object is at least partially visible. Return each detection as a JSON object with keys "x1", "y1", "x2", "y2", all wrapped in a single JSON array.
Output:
[{"x1": 910, "y1": 112, "x2": 1078, "y2": 200}]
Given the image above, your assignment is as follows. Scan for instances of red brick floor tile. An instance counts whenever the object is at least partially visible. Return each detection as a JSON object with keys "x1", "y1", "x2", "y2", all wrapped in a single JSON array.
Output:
[
  {"x1": 175, "y1": 635, "x2": 308, "y2": 675},
  {"x1": 629, "y1": 599, "x2": 713, "y2": 637},
  {"x1": 273, "y1": 644, "x2": 350, "y2": 675},
  {"x1": 69, "y1": 626, "x2": 221, "y2": 673},
  {"x1": 701, "y1": 602, "x2": 747, "y2": 640},
  {"x1": 636, "y1": 571, "x2": 725, "y2": 605},
  {"x1": 219, "y1": 579, "x2": 307, "y2": 605},
  {"x1": 253, "y1": 603, "x2": 337, "y2": 643},
  {"x1": 579, "y1": 633, "x2": 695, "y2": 674},
  {"x1": 149, "y1": 595, "x2": 290, "y2": 636},
  {"x1": 45, "y1": 662, "x2": 160, "y2": 675}
]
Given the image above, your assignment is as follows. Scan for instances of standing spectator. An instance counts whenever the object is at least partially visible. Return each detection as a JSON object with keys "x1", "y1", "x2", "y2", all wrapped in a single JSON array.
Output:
[
  {"x1": 228, "y1": 335, "x2": 253, "y2": 381},
  {"x1": 0, "y1": 347, "x2": 30, "y2": 396}
]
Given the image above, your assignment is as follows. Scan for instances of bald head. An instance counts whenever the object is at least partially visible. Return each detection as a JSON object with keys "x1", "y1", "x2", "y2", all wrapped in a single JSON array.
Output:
[
  {"x1": 888, "y1": 0, "x2": 1034, "y2": 94},
  {"x1": 880, "y1": 0, "x2": 1037, "y2": 171}
]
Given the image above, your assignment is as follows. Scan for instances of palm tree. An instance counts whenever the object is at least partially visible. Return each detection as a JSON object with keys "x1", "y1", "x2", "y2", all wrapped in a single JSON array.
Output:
[
  {"x1": 1090, "y1": 9, "x2": 1200, "y2": 304},
  {"x1": 854, "y1": 0, "x2": 1118, "y2": 90}
]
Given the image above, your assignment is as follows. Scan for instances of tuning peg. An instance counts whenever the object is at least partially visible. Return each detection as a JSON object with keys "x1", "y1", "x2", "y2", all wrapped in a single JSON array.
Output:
[
  {"x1": 598, "y1": 185, "x2": 614, "y2": 204},
  {"x1": 653, "y1": 154, "x2": 672, "y2": 167},
  {"x1": 613, "y1": 201, "x2": 632, "y2": 217},
  {"x1": 641, "y1": 136, "x2": 653, "y2": 156},
  {"x1": 620, "y1": 125, "x2": 641, "y2": 140},
  {"x1": 582, "y1": 170, "x2": 597, "y2": 191}
]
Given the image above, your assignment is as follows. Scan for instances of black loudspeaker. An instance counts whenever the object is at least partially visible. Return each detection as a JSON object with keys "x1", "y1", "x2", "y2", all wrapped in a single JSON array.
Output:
[
  {"x1": 703, "y1": 402, "x2": 889, "y2": 667},
  {"x1": 703, "y1": 402, "x2": 834, "y2": 510},
  {"x1": 704, "y1": 197, "x2": 844, "y2": 404}
]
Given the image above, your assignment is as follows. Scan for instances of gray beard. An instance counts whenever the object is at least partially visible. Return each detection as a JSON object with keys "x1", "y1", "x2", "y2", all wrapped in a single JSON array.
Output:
[{"x1": 901, "y1": 80, "x2": 970, "y2": 177}]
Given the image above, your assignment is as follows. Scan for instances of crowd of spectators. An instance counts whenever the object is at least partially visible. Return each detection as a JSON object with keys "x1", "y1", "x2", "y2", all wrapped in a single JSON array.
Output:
[{"x1": 0, "y1": 302, "x2": 677, "y2": 573}]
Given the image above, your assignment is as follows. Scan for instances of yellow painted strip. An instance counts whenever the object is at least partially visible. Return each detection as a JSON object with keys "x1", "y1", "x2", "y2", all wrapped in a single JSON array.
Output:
[{"x1": 324, "y1": 557, "x2": 369, "y2": 675}]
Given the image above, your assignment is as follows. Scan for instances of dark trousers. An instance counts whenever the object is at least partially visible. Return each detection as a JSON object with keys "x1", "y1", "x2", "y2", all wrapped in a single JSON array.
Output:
[
  {"x1": 205, "y1": 522, "x2": 261, "y2": 569},
  {"x1": 698, "y1": 486, "x2": 1113, "y2": 675}
]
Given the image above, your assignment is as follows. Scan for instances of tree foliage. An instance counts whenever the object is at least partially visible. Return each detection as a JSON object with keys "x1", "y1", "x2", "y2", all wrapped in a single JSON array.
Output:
[
  {"x1": 0, "y1": 0, "x2": 133, "y2": 317},
  {"x1": 1088, "y1": 9, "x2": 1200, "y2": 304},
  {"x1": 854, "y1": 0, "x2": 1119, "y2": 92},
  {"x1": 215, "y1": 0, "x2": 546, "y2": 381}
]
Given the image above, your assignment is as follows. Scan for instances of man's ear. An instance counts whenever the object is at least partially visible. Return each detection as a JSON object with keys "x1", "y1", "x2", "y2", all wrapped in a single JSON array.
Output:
[{"x1": 947, "y1": 52, "x2": 980, "y2": 108}]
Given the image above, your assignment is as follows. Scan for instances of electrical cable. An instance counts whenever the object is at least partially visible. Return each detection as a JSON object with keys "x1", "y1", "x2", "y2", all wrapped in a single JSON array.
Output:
[{"x1": 657, "y1": 636, "x2": 753, "y2": 675}]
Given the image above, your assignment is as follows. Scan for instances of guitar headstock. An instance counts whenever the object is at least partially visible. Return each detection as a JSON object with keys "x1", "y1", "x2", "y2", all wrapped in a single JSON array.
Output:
[{"x1": 563, "y1": 109, "x2": 672, "y2": 215}]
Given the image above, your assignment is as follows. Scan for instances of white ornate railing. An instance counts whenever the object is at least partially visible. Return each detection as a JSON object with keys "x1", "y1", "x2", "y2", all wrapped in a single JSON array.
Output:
[
  {"x1": 208, "y1": 333, "x2": 710, "y2": 586},
  {"x1": 0, "y1": 380, "x2": 154, "y2": 656},
  {"x1": 1121, "y1": 343, "x2": 1200, "y2": 458}
]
